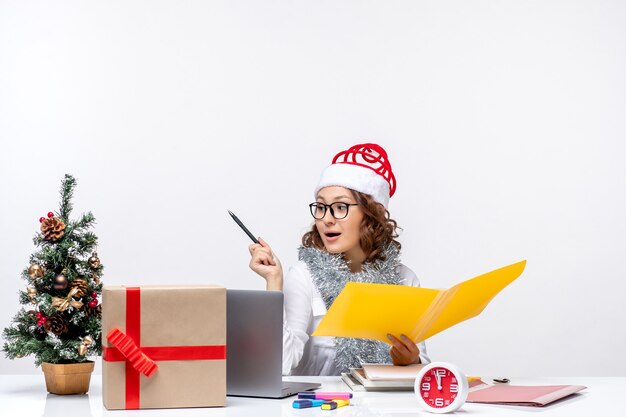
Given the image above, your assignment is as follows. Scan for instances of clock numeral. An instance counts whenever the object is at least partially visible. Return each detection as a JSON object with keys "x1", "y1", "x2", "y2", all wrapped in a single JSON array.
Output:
[
  {"x1": 424, "y1": 376, "x2": 432, "y2": 382},
  {"x1": 450, "y1": 384, "x2": 458, "y2": 393},
  {"x1": 421, "y1": 382, "x2": 431, "y2": 391},
  {"x1": 435, "y1": 398, "x2": 444, "y2": 407},
  {"x1": 436, "y1": 369, "x2": 447, "y2": 377}
]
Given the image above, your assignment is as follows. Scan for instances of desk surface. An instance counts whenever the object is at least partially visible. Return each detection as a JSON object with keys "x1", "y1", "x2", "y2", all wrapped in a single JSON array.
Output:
[{"x1": 0, "y1": 375, "x2": 621, "y2": 417}]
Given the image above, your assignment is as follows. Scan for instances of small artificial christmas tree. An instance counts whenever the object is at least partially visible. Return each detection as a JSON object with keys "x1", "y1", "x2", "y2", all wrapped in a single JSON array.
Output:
[{"x1": 2, "y1": 174, "x2": 103, "y2": 367}]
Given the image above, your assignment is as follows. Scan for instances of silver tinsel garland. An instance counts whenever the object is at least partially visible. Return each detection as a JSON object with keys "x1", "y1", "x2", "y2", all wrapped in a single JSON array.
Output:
[{"x1": 298, "y1": 244, "x2": 403, "y2": 373}]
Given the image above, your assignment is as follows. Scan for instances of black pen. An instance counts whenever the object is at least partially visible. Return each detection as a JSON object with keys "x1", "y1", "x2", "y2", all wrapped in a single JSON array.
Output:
[{"x1": 228, "y1": 210, "x2": 260, "y2": 244}]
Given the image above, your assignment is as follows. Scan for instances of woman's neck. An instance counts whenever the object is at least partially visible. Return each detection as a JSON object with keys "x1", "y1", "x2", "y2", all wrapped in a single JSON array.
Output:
[{"x1": 343, "y1": 247, "x2": 366, "y2": 273}]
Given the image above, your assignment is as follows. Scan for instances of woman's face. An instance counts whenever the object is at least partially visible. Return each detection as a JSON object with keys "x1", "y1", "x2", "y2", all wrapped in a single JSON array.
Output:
[{"x1": 315, "y1": 186, "x2": 365, "y2": 262}]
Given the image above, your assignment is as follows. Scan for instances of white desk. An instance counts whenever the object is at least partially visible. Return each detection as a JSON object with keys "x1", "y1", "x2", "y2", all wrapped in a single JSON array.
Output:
[{"x1": 0, "y1": 375, "x2": 620, "y2": 417}]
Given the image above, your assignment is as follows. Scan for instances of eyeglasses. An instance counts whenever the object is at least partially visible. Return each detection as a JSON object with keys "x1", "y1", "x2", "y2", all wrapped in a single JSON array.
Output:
[{"x1": 309, "y1": 202, "x2": 358, "y2": 220}]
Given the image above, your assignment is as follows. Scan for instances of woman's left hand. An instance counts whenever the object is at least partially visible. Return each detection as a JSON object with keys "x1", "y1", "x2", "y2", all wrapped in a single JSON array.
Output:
[{"x1": 387, "y1": 334, "x2": 421, "y2": 365}]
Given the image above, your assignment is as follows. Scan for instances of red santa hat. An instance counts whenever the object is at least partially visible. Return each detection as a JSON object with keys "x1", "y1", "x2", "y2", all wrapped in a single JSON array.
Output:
[{"x1": 315, "y1": 143, "x2": 396, "y2": 208}]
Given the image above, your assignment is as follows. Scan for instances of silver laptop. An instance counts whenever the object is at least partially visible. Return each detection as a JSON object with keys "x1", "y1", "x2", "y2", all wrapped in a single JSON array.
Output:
[{"x1": 226, "y1": 289, "x2": 321, "y2": 398}]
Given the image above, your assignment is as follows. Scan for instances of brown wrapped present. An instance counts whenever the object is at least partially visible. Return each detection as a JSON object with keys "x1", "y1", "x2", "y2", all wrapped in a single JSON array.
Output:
[{"x1": 102, "y1": 285, "x2": 226, "y2": 409}]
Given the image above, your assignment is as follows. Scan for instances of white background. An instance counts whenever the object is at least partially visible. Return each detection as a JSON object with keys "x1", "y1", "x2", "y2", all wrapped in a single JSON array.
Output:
[{"x1": 1, "y1": 0, "x2": 625, "y2": 377}]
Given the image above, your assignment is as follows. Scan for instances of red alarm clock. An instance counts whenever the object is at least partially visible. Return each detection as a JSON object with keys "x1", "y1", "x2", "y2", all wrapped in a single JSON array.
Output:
[{"x1": 414, "y1": 362, "x2": 469, "y2": 413}]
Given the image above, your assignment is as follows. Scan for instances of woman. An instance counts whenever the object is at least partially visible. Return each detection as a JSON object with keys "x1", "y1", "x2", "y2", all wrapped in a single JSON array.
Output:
[{"x1": 249, "y1": 143, "x2": 430, "y2": 376}]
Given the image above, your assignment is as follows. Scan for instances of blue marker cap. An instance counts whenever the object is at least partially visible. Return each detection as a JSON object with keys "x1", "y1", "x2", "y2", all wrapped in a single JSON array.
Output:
[{"x1": 292, "y1": 399, "x2": 325, "y2": 409}]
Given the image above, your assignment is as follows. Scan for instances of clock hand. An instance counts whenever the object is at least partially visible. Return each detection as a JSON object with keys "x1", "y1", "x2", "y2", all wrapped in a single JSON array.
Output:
[{"x1": 435, "y1": 372, "x2": 442, "y2": 390}]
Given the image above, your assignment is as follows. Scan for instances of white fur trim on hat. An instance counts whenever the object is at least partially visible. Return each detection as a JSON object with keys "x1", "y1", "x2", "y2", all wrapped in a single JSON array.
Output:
[{"x1": 314, "y1": 163, "x2": 391, "y2": 207}]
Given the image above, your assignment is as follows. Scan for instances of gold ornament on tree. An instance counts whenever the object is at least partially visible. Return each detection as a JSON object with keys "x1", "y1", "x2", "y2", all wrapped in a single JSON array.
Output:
[
  {"x1": 51, "y1": 288, "x2": 84, "y2": 312},
  {"x1": 40, "y1": 216, "x2": 66, "y2": 242},
  {"x1": 27, "y1": 287, "x2": 37, "y2": 304},
  {"x1": 88, "y1": 252, "x2": 101, "y2": 269},
  {"x1": 70, "y1": 278, "x2": 88, "y2": 298},
  {"x1": 91, "y1": 271, "x2": 100, "y2": 286},
  {"x1": 53, "y1": 273, "x2": 68, "y2": 290},
  {"x1": 78, "y1": 334, "x2": 94, "y2": 356},
  {"x1": 82, "y1": 336, "x2": 93, "y2": 347},
  {"x1": 28, "y1": 263, "x2": 45, "y2": 280}
]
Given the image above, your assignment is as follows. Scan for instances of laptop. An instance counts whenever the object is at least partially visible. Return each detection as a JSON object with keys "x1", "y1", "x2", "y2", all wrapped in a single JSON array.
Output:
[{"x1": 226, "y1": 289, "x2": 321, "y2": 398}]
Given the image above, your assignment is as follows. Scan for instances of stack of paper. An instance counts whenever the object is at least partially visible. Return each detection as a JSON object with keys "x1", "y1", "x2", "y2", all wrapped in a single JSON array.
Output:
[
  {"x1": 340, "y1": 364, "x2": 425, "y2": 391},
  {"x1": 362, "y1": 363, "x2": 425, "y2": 381}
]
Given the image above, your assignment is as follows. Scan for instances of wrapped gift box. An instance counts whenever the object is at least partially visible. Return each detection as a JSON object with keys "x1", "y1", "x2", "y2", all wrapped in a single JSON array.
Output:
[{"x1": 102, "y1": 285, "x2": 226, "y2": 409}]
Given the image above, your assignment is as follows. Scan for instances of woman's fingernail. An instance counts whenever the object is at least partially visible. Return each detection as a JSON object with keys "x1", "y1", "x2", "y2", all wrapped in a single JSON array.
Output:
[{"x1": 387, "y1": 334, "x2": 393, "y2": 340}]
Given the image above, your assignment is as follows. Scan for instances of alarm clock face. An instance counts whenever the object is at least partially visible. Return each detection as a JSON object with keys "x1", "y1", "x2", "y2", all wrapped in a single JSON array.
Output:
[{"x1": 415, "y1": 362, "x2": 469, "y2": 413}]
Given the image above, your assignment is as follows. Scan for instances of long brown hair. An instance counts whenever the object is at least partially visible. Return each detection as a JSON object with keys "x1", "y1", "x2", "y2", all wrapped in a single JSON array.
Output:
[{"x1": 302, "y1": 190, "x2": 401, "y2": 263}]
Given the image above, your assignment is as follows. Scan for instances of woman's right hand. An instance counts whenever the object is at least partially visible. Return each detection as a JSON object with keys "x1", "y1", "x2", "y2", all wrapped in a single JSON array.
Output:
[{"x1": 248, "y1": 238, "x2": 283, "y2": 291}]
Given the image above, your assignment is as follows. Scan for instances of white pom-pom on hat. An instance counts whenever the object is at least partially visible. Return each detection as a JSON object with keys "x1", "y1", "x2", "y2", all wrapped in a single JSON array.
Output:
[{"x1": 314, "y1": 143, "x2": 396, "y2": 208}]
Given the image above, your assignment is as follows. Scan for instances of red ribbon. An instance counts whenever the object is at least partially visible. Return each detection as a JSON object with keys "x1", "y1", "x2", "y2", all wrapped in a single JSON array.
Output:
[{"x1": 102, "y1": 287, "x2": 226, "y2": 409}]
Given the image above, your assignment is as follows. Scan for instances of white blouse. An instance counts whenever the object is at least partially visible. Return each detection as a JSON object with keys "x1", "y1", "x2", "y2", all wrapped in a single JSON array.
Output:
[{"x1": 282, "y1": 260, "x2": 431, "y2": 376}]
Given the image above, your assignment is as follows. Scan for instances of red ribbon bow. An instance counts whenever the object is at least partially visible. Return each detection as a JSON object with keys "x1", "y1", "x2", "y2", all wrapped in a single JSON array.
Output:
[{"x1": 106, "y1": 328, "x2": 158, "y2": 377}]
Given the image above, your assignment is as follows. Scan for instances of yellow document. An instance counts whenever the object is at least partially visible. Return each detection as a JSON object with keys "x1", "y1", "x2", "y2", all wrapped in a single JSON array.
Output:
[{"x1": 312, "y1": 260, "x2": 526, "y2": 343}]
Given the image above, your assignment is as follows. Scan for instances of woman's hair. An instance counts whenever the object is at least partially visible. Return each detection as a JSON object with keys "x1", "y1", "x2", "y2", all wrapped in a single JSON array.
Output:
[{"x1": 302, "y1": 190, "x2": 401, "y2": 263}]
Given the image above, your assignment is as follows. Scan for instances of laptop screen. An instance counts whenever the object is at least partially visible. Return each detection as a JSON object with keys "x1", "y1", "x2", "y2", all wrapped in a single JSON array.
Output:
[{"x1": 226, "y1": 289, "x2": 284, "y2": 397}]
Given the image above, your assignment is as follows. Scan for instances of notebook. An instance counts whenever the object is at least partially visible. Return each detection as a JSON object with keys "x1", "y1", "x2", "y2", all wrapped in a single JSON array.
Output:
[
  {"x1": 362, "y1": 363, "x2": 425, "y2": 381},
  {"x1": 350, "y1": 368, "x2": 414, "y2": 390},
  {"x1": 341, "y1": 369, "x2": 413, "y2": 391},
  {"x1": 467, "y1": 384, "x2": 587, "y2": 406}
]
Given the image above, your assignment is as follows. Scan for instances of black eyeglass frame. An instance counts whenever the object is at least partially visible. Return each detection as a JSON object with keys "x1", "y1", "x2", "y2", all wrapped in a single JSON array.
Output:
[{"x1": 309, "y1": 202, "x2": 359, "y2": 220}]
